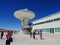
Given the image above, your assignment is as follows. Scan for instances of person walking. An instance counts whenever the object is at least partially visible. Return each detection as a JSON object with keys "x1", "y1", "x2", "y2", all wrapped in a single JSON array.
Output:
[
  {"x1": 6, "y1": 30, "x2": 13, "y2": 45},
  {"x1": 29, "y1": 30, "x2": 32, "y2": 38},
  {"x1": 1, "y1": 31, "x2": 4, "y2": 39},
  {"x1": 33, "y1": 31, "x2": 36, "y2": 39},
  {"x1": 39, "y1": 30, "x2": 42, "y2": 40}
]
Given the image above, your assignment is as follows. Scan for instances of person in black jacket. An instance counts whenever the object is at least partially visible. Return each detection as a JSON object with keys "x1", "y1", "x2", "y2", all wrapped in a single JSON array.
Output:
[
  {"x1": 39, "y1": 30, "x2": 42, "y2": 40},
  {"x1": 1, "y1": 31, "x2": 4, "y2": 39},
  {"x1": 33, "y1": 31, "x2": 36, "y2": 39},
  {"x1": 30, "y1": 30, "x2": 32, "y2": 38}
]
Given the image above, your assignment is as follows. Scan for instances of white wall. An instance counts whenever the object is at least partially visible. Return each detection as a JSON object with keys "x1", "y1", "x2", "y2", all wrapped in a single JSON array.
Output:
[
  {"x1": 33, "y1": 12, "x2": 60, "y2": 24},
  {"x1": 33, "y1": 21, "x2": 60, "y2": 30}
]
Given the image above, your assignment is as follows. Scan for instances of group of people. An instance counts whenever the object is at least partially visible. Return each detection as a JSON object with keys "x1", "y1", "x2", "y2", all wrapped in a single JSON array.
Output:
[
  {"x1": 0, "y1": 31, "x2": 13, "y2": 45},
  {"x1": 0, "y1": 30, "x2": 42, "y2": 45},
  {"x1": 29, "y1": 30, "x2": 43, "y2": 40}
]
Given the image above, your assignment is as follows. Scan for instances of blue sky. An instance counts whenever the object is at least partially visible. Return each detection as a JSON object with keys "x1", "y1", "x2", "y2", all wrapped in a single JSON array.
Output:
[{"x1": 0, "y1": 0, "x2": 60, "y2": 30}]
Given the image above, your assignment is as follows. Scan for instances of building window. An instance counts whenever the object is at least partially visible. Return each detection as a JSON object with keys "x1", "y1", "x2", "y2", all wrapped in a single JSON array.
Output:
[
  {"x1": 33, "y1": 19, "x2": 53, "y2": 25},
  {"x1": 33, "y1": 18, "x2": 60, "y2": 26},
  {"x1": 54, "y1": 18, "x2": 60, "y2": 21},
  {"x1": 55, "y1": 28, "x2": 60, "y2": 32}
]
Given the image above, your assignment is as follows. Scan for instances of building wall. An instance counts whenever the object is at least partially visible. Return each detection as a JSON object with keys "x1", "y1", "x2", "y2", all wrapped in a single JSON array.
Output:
[
  {"x1": 32, "y1": 12, "x2": 60, "y2": 34},
  {"x1": 33, "y1": 21, "x2": 60, "y2": 29},
  {"x1": 33, "y1": 12, "x2": 60, "y2": 24}
]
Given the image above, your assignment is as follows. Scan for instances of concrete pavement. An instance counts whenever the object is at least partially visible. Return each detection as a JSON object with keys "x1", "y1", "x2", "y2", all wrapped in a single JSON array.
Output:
[{"x1": 0, "y1": 32, "x2": 60, "y2": 45}]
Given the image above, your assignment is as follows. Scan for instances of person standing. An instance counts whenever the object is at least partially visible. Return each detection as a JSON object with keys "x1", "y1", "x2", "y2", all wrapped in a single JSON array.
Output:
[
  {"x1": 39, "y1": 30, "x2": 42, "y2": 40},
  {"x1": 33, "y1": 31, "x2": 36, "y2": 39},
  {"x1": 6, "y1": 30, "x2": 12, "y2": 45},
  {"x1": 29, "y1": 30, "x2": 32, "y2": 38},
  {"x1": 11, "y1": 31, "x2": 13, "y2": 35},
  {"x1": 1, "y1": 31, "x2": 4, "y2": 39}
]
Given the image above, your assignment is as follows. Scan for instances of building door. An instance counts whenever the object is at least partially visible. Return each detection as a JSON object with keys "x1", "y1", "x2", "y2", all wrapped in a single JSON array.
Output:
[{"x1": 50, "y1": 28, "x2": 54, "y2": 33}]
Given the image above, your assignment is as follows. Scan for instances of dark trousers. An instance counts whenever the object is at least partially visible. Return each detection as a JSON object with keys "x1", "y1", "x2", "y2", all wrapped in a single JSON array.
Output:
[
  {"x1": 40, "y1": 35, "x2": 42, "y2": 39},
  {"x1": 1, "y1": 35, "x2": 3, "y2": 39},
  {"x1": 33, "y1": 35, "x2": 35, "y2": 39},
  {"x1": 6, "y1": 40, "x2": 11, "y2": 45}
]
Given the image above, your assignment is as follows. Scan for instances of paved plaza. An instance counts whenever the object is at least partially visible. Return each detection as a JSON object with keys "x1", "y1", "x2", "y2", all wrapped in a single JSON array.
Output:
[{"x1": 0, "y1": 32, "x2": 60, "y2": 45}]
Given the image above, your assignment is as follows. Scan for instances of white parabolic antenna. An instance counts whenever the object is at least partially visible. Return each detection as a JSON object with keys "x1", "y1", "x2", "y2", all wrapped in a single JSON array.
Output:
[
  {"x1": 14, "y1": 8, "x2": 35, "y2": 20},
  {"x1": 14, "y1": 8, "x2": 35, "y2": 33}
]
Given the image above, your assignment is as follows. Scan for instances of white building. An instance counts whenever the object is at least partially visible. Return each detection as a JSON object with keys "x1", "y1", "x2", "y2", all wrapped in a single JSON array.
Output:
[{"x1": 32, "y1": 12, "x2": 60, "y2": 34}]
